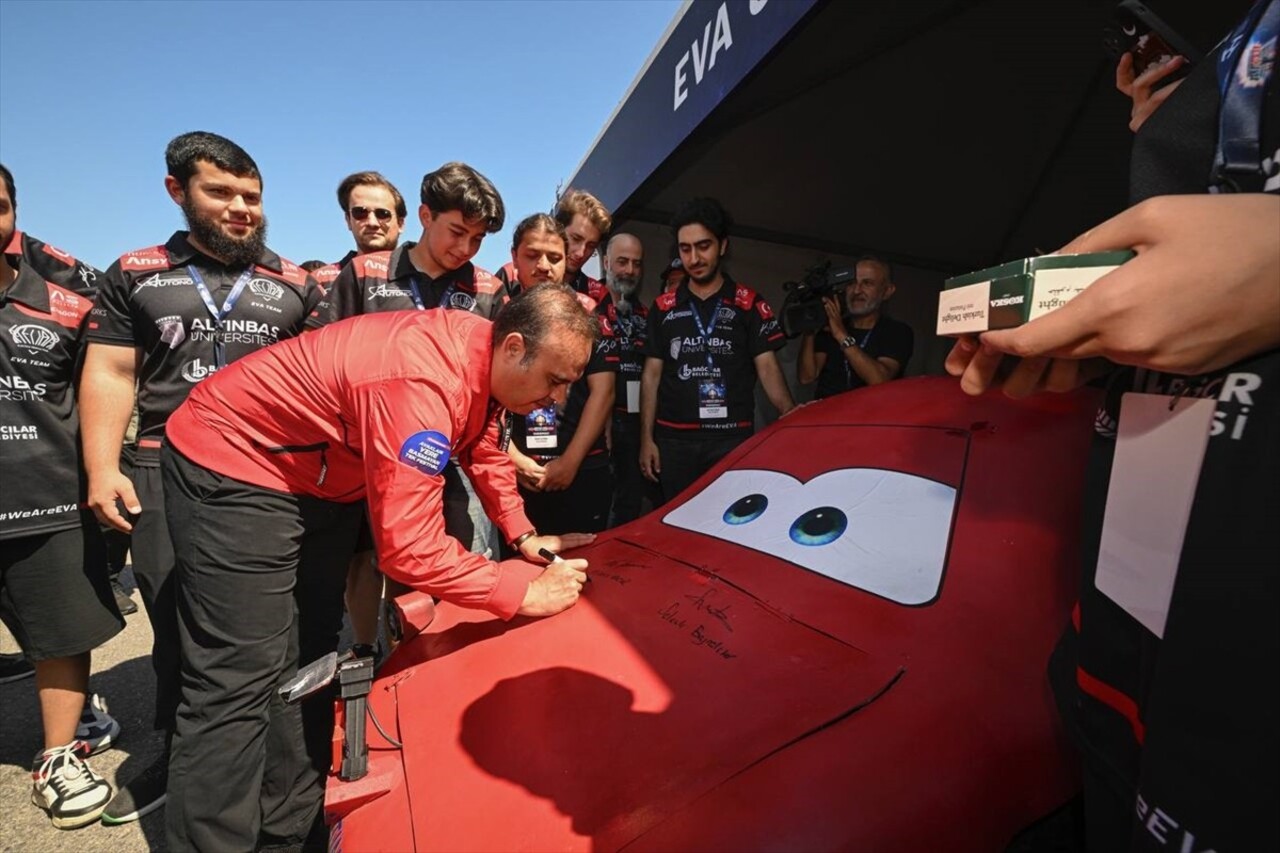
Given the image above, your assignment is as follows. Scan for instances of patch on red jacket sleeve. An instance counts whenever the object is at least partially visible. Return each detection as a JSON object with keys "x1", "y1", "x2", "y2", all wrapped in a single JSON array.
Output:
[{"x1": 398, "y1": 430, "x2": 452, "y2": 476}]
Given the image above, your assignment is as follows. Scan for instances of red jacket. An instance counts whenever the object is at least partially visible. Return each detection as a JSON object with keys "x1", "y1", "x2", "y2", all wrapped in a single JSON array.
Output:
[{"x1": 166, "y1": 309, "x2": 535, "y2": 619}]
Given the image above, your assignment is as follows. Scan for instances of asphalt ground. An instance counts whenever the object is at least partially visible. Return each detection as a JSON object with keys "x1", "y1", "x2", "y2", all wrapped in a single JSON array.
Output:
[{"x1": 0, "y1": 567, "x2": 165, "y2": 852}]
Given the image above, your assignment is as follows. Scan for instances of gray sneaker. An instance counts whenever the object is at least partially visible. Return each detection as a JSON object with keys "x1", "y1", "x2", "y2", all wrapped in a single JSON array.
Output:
[
  {"x1": 31, "y1": 742, "x2": 114, "y2": 829},
  {"x1": 76, "y1": 693, "x2": 121, "y2": 756}
]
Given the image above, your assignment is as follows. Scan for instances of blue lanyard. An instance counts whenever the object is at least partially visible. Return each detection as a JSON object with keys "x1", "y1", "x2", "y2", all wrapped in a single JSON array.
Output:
[
  {"x1": 407, "y1": 276, "x2": 455, "y2": 311},
  {"x1": 188, "y1": 266, "x2": 253, "y2": 368},
  {"x1": 688, "y1": 293, "x2": 721, "y2": 371},
  {"x1": 1213, "y1": 0, "x2": 1279, "y2": 190}
]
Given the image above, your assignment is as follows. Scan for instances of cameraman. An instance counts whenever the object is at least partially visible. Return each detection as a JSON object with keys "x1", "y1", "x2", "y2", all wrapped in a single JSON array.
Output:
[{"x1": 797, "y1": 255, "x2": 913, "y2": 398}]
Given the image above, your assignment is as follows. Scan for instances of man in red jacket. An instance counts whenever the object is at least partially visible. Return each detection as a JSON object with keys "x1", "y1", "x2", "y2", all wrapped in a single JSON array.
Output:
[{"x1": 160, "y1": 284, "x2": 596, "y2": 851}]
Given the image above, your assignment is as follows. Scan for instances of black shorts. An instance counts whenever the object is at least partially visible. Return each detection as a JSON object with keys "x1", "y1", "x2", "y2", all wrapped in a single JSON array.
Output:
[{"x1": 0, "y1": 518, "x2": 125, "y2": 661}]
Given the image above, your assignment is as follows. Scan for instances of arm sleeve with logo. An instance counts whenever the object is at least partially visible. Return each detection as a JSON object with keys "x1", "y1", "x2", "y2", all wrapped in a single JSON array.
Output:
[
  {"x1": 355, "y1": 378, "x2": 530, "y2": 619},
  {"x1": 748, "y1": 296, "x2": 786, "y2": 356},
  {"x1": 459, "y1": 415, "x2": 535, "y2": 544},
  {"x1": 85, "y1": 261, "x2": 137, "y2": 345}
]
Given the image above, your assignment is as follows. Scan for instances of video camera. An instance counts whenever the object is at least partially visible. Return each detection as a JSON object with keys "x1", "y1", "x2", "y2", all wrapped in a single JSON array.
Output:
[{"x1": 780, "y1": 261, "x2": 855, "y2": 337}]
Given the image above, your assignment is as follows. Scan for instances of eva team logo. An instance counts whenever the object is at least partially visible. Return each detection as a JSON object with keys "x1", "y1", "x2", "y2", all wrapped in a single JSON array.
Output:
[
  {"x1": 398, "y1": 430, "x2": 452, "y2": 476},
  {"x1": 249, "y1": 279, "x2": 285, "y2": 302},
  {"x1": 9, "y1": 324, "x2": 58, "y2": 354},
  {"x1": 448, "y1": 291, "x2": 477, "y2": 312}
]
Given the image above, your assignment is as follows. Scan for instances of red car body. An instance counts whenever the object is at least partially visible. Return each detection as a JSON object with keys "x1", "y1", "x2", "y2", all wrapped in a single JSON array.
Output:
[{"x1": 325, "y1": 377, "x2": 1096, "y2": 851}]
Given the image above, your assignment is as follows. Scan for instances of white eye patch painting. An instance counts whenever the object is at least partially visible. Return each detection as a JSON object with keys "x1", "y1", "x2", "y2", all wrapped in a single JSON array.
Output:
[{"x1": 662, "y1": 468, "x2": 956, "y2": 605}]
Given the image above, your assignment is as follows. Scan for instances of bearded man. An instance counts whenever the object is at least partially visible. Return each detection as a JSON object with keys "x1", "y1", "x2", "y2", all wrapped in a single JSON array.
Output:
[{"x1": 80, "y1": 131, "x2": 324, "y2": 830}]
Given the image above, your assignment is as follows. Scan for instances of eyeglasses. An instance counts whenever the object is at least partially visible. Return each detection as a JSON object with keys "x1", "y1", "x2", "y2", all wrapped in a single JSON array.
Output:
[{"x1": 350, "y1": 206, "x2": 395, "y2": 222}]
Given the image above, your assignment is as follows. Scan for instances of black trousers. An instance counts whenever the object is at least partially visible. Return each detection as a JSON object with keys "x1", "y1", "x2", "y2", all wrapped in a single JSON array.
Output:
[
  {"x1": 609, "y1": 414, "x2": 660, "y2": 527},
  {"x1": 654, "y1": 432, "x2": 748, "y2": 505},
  {"x1": 520, "y1": 462, "x2": 612, "y2": 536},
  {"x1": 162, "y1": 446, "x2": 360, "y2": 852},
  {"x1": 130, "y1": 462, "x2": 182, "y2": 731}
]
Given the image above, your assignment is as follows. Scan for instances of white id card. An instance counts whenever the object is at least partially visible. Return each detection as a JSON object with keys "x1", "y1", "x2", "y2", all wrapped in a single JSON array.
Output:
[
  {"x1": 1094, "y1": 392, "x2": 1215, "y2": 638},
  {"x1": 626, "y1": 380, "x2": 640, "y2": 414}
]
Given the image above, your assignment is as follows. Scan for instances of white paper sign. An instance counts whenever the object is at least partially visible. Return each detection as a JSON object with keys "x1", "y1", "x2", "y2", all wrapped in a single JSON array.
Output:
[{"x1": 1095, "y1": 393, "x2": 1215, "y2": 638}]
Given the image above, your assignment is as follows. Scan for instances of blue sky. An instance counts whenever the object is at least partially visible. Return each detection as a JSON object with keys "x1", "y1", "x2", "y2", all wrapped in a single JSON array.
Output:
[{"x1": 0, "y1": 0, "x2": 681, "y2": 273}]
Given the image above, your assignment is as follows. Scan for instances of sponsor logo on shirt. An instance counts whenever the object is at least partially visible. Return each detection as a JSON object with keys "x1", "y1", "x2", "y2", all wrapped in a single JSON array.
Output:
[
  {"x1": 48, "y1": 290, "x2": 84, "y2": 323},
  {"x1": 137, "y1": 272, "x2": 195, "y2": 290},
  {"x1": 0, "y1": 424, "x2": 38, "y2": 440},
  {"x1": 77, "y1": 265, "x2": 97, "y2": 286},
  {"x1": 188, "y1": 318, "x2": 281, "y2": 345},
  {"x1": 663, "y1": 309, "x2": 692, "y2": 323},
  {"x1": 0, "y1": 374, "x2": 49, "y2": 400},
  {"x1": 448, "y1": 291, "x2": 477, "y2": 312},
  {"x1": 368, "y1": 282, "x2": 411, "y2": 300},
  {"x1": 249, "y1": 278, "x2": 285, "y2": 301},
  {"x1": 8, "y1": 324, "x2": 58, "y2": 354},
  {"x1": 180, "y1": 358, "x2": 219, "y2": 383},
  {"x1": 676, "y1": 363, "x2": 716, "y2": 381},
  {"x1": 155, "y1": 315, "x2": 186, "y2": 349}
]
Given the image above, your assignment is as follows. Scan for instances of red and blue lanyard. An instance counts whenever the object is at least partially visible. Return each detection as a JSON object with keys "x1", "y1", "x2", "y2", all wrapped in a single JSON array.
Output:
[
  {"x1": 1213, "y1": 0, "x2": 1279, "y2": 190},
  {"x1": 188, "y1": 266, "x2": 252, "y2": 368}
]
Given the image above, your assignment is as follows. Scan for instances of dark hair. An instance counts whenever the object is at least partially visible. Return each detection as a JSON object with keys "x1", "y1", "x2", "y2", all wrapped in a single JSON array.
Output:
[
  {"x1": 492, "y1": 282, "x2": 599, "y2": 365},
  {"x1": 299, "y1": 260, "x2": 328, "y2": 272},
  {"x1": 671, "y1": 197, "x2": 731, "y2": 241},
  {"x1": 855, "y1": 253, "x2": 894, "y2": 283},
  {"x1": 0, "y1": 163, "x2": 14, "y2": 205},
  {"x1": 510, "y1": 213, "x2": 566, "y2": 254},
  {"x1": 336, "y1": 171, "x2": 407, "y2": 220},
  {"x1": 420, "y1": 162, "x2": 504, "y2": 232},
  {"x1": 554, "y1": 189, "x2": 612, "y2": 237},
  {"x1": 165, "y1": 131, "x2": 261, "y2": 190}
]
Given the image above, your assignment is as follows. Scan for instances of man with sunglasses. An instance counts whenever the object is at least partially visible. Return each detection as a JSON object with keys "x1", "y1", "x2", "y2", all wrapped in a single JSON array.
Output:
[
  {"x1": 308, "y1": 162, "x2": 508, "y2": 659},
  {"x1": 308, "y1": 172, "x2": 408, "y2": 300},
  {"x1": 80, "y1": 131, "x2": 324, "y2": 830}
]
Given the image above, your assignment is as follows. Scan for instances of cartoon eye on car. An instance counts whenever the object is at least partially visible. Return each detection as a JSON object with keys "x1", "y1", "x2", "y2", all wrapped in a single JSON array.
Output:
[{"x1": 320, "y1": 377, "x2": 1097, "y2": 852}]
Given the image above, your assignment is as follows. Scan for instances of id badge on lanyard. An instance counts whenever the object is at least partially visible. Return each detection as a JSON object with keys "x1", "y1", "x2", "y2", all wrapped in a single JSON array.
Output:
[
  {"x1": 188, "y1": 266, "x2": 253, "y2": 369},
  {"x1": 1212, "y1": 0, "x2": 1279, "y2": 190},
  {"x1": 690, "y1": 297, "x2": 727, "y2": 419},
  {"x1": 525, "y1": 406, "x2": 559, "y2": 450}
]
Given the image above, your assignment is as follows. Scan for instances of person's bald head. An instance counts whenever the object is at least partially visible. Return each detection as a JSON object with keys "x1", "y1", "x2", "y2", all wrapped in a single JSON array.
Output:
[{"x1": 605, "y1": 232, "x2": 643, "y2": 301}]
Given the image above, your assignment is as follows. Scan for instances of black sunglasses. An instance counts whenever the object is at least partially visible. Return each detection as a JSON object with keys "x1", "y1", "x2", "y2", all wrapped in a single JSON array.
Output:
[{"x1": 350, "y1": 206, "x2": 394, "y2": 222}]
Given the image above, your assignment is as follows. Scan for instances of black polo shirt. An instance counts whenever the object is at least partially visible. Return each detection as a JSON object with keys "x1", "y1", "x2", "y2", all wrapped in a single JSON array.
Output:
[
  {"x1": 596, "y1": 291, "x2": 648, "y2": 417},
  {"x1": 812, "y1": 314, "x2": 914, "y2": 399},
  {"x1": 0, "y1": 252, "x2": 96, "y2": 539},
  {"x1": 642, "y1": 276, "x2": 784, "y2": 439},
  {"x1": 3, "y1": 229, "x2": 105, "y2": 292},
  {"x1": 509, "y1": 287, "x2": 617, "y2": 467},
  {"x1": 87, "y1": 231, "x2": 322, "y2": 464},
  {"x1": 308, "y1": 242, "x2": 503, "y2": 326}
]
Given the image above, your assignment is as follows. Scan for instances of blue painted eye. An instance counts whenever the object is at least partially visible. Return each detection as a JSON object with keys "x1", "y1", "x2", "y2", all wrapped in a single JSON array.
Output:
[
  {"x1": 723, "y1": 494, "x2": 768, "y2": 525},
  {"x1": 789, "y1": 507, "x2": 847, "y2": 546}
]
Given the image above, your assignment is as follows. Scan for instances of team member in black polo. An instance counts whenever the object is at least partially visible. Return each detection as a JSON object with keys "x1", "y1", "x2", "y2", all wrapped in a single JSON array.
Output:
[
  {"x1": 308, "y1": 162, "x2": 507, "y2": 659},
  {"x1": 599, "y1": 231, "x2": 653, "y2": 526},
  {"x1": 639, "y1": 198, "x2": 794, "y2": 503},
  {"x1": 797, "y1": 254, "x2": 914, "y2": 399},
  {"x1": 0, "y1": 164, "x2": 124, "y2": 829},
  {"x1": 554, "y1": 188, "x2": 612, "y2": 299},
  {"x1": 79, "y1": 132, "x2": 324, "y2": 832},
  {"x1": 306, "y1": 171, "x2": 408, "y2": 301},
  {"x1": 505, "y1": 214, "x2": 617, "y2": 534}
]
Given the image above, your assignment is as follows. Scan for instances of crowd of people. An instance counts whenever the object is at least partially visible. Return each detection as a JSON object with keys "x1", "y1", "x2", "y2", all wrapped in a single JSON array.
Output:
[
  {"x1": 0, "y1": 128, "x2": 912, "y2": 847},
  {"x1": 1, "y1": 2, "x2": 1277, "y2": 848}
]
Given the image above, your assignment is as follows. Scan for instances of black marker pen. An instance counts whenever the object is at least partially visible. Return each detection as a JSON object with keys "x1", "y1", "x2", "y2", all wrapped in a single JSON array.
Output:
[{"x1": 538, "y1": 547, "x2": 591, "y2": 583}]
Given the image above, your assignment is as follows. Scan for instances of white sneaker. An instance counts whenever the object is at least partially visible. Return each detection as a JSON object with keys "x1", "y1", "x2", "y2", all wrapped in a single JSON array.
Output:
[
  {"x1": 76, "y1": 693, "x2": 121, "y2": 755},
  {"x1": 31, "y1": 742, "x2": 114, "y2": 829}
]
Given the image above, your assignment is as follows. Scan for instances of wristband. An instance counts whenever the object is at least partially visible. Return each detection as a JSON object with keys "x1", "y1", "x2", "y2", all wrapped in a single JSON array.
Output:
[{"x1": 511, "y1": 530, "x2": 536, "y2": 550}]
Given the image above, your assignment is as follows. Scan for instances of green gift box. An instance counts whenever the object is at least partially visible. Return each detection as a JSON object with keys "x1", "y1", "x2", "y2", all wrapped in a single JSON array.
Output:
[{"x1": 937, "y1": 251, "x2": 1134, "y2": 336}]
